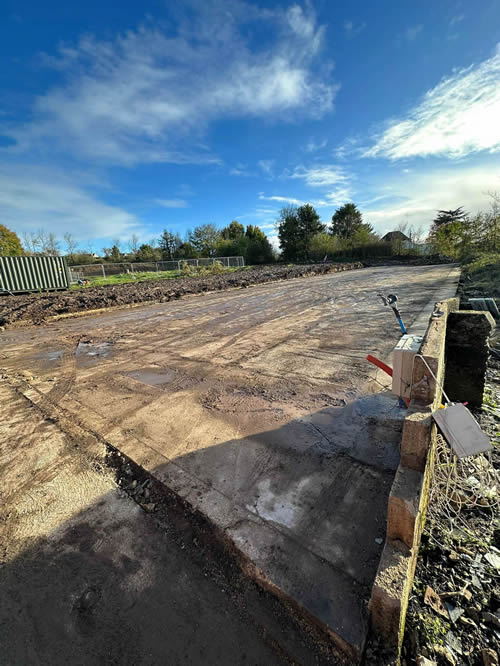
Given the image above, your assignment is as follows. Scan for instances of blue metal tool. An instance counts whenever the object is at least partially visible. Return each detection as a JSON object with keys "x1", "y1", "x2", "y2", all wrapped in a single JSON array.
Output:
[{"x1": 378, "y1": 293, "x2": 407, "y2": 334}]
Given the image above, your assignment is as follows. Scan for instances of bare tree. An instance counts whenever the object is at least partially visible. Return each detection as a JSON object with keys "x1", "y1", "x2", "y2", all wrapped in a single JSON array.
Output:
[
  {"x1": 37, "y1": 229, "x2": 60, "y2": 255},
  {"x1": 396, "y1": 220, "x2": 409, "y2": 236},
  {"x1": 22, "y1": 232, "x2": 40, "y2": 254},
  {"x1": 63, "y1": 232, "x2": 78, "y2": 260},
  {"x1": 128, "y1": 234, "x2": 139, "y2": 254},
  {"x1": 111, "y1": 237, "x2": 121, "y2": 251}
]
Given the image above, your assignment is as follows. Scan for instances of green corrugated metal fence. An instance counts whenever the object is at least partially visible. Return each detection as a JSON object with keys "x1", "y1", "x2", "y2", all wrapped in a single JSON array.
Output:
[{"x1": 0, "y1": 255, "x2": 70, "y2": 293}]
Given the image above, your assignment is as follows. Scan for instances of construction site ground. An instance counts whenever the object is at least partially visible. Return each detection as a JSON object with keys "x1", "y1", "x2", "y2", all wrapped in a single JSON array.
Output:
[{"x1": 0, "y1": 264, "x2": 459, "y2": 664}]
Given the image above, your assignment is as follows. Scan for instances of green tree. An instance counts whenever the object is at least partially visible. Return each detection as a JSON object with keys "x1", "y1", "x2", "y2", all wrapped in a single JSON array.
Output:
[
  {"x1": 109, "y1": 245, "x2": 121, "y2": 262},
  {"x1": 0, "y1": 224, "x2": 23, "y2": 256},
  {"x1": 216, "y1": 236, "x2": 249, "y2": 257},
  {"x1": 330, "y1": 203, "x2": 364, "y2": 239},
  {"x1": 308, "y1": 232, "x2": 339, "y2": 262},
  {"x1": 69, "y1": 252, "x2": 96, "y2": 266},
  {"x1": 220, "y1": 220, "x2": 245, "y2": 240},
  {"x1": 189, "y1": 224, "x2": 220, "y2": 257},
  {"x1": 176, "y1": 242, "x2": 198, "y2": 259},
  {"x1": 352, "y1": 222, "x2": 377, "y2": 246},
  {"x1": 136, "y1": 244, "x2": 158, "y2": 262},
  {"x1": 244, "y1": 225, "x2": 274, "y2": 264},
  {"x1": 158, "y1": 229, "x2": 181, "y2": 260},
  {"x1": 277, "y1": 206, "x2": 301, "y2": 261},
  {"x1": 432, "y1": 207, "x2": 467, "y2": 228},
  {"x1": 277, "y1": 204, "x2": 324, "y2": 261},
  {"x1": 246, "y1": 236, "x2": 274, "y2": 264}
]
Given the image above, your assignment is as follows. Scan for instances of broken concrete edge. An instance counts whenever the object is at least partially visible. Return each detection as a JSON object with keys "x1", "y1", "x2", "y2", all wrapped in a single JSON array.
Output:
[
  {"x1": 1, "y1": 261, "x2": 364, "y2": 329},
  {"x1": 368, "y1": 297, "x2": 460, "y2": 659},
  {"x1": 5, "y1": 374, "x2": 356, "y2": 666}
]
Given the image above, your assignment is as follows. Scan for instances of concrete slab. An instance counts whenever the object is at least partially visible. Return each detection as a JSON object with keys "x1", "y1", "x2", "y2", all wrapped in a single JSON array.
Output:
[{"x1": 0, "y1": 264, "x2": 460, "y2": 660}]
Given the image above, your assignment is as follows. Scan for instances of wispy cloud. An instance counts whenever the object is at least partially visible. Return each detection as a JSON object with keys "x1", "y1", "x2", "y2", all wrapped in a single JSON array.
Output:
[
  {"x1": 406, "y1": 25, "x2": 423, "y2": 41},
  {"x1": 258, "y1": 159, "x2": 275, "y2": 176},
  {"x1": 304, "y1": 138, "x2": 328, "y2": 152},
  {"x1": 4, "y1": 2, "x2": 337, "y2": 166},
  {"x1": 450, "y1": 14, "x2": 465, "y2": 26},
  {"x1": 229, "y1": 163, "x2": 252, "y2": 177},
  {"x1": 362, "y1": 164, "x2": 500, "y2": 235},
  {"x1": 259, "y1": 193, "x2": 304, "y2": 206},
  {"x1": 289, "y1": 164, "x2": 348, "y2": 187},
  {"x1": 155, "y1": 199, "x2": 188, "y2": 208},
  {"x1": 365, "y1": 46, "x2": 500, "y2": 160},
  {"x1": 259, "y1": 187, "x2": 351, "y2": 209},
  {"x1": 0, "y1": 165, "x2": 142, "y2": 242},
  {"x1": 343, "y1": 19, "x2": 367, "y2": 37}
]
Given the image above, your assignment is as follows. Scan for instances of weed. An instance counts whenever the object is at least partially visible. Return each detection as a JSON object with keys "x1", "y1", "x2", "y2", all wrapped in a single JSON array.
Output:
[{"x1": 417, "y1": 612, "x2": 447, "y2": 646}]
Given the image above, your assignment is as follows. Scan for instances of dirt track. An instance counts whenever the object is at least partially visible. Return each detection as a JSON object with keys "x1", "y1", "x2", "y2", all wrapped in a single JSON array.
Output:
[{"x1": 0, "y1": 262, "x2": 361, "y2": 327}]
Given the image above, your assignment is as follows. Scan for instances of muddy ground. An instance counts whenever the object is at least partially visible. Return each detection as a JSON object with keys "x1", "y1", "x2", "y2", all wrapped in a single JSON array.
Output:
[
  {"x1": 0, "y1": 264, "x2": 460, "y2": 663},
  {"x1": 0, "y1": 262, "x2": 361, "y2": 328},
  {"x1": 400, "y1": 355, "x2": 499, "y2": 666}
]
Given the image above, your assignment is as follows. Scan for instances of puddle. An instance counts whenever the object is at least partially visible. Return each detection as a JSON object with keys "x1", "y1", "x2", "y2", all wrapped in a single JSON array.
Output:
[
  {"x1": 125, "y1": 367, "x2": 177, "y2": 386},
  {"x1": 76, "y1": 341, "x2": 113, "y2": 363},
  {"x1": 35, "y1": 350, "x2": 63, "y2": 362}
]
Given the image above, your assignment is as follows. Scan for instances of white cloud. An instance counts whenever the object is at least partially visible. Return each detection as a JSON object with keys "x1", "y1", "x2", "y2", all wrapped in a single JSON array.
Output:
[
  {"x1": 365, "y1": 46, "x2": 500, "y2": 160},
  {"x1": 259, "y1": 193, "x2": 304, "y2": 205},
  {"x1": 258, "y1": 159, "x2": 275, "y2": 176},
  {"x1": 230, "y1": 163, "x2": 252, "y2": 176},
  {"x1": 362, "y1": 164, "x2": 500, "y2": 236},
  {"x1": 155, "y1": 199, "x2": 188, "y2": 208},
  {"x1": 5, "y1": 3, "x2": 337, "y2": 166},
  {"x1": 289, "y1": 164, "x2": 348, "y2": 187},
  {"x1": 406, "y1": 25, "x2": 423, "y2": 41},
  {"x1": 0, "y1": 165, "x2": 143, "y2": 242},
  {"x1": 313, "y1": 188, "x2": 352, "y2": 207},
  {"x1": 259, "y1": 187, "x2": 351, "y2": 209},
  {"x1": 304, "y1": 138, "x2": 328, "y2": 152}
]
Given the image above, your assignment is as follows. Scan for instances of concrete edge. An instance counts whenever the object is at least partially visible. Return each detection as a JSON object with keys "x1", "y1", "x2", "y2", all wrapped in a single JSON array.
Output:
[{"x1": 368, "y1": 296, "x2": 459, "y2": 657}]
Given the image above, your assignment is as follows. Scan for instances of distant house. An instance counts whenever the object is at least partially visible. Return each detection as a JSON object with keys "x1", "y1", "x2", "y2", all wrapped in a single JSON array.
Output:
[
  {"x1": 382, "y1": 230, "x2": 432, "y2": 255},
  {"x1": 381, "y1": 231, "x2": 410, "y2": 243}
]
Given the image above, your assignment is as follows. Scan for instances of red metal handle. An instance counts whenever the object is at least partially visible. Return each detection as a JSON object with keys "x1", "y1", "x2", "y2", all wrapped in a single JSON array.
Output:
[{"x1": 366, "y1": 354, "x2": 393, "y2": 377}]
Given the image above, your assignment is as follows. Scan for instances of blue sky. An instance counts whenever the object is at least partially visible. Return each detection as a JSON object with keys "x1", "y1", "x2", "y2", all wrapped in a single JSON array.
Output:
[{"x1": 1, "y1": 0, "x2": 500, "y2": 253}]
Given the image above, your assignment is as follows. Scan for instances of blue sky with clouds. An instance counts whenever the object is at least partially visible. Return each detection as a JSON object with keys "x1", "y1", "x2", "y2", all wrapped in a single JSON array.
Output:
[{"x1": 1, "y1": 0, "x2": 500, "y2": 252}]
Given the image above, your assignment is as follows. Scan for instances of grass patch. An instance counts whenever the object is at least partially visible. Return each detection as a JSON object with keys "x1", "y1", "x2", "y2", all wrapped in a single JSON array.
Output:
[
  {"x1": 70, "y1": 265, "x2": 248, "y2": 289},
  {"x1": 461, "y1": 252, "x2": 500, "y2": 300}
]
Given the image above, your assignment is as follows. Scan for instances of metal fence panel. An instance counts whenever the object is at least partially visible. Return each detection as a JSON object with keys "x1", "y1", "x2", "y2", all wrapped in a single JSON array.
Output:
[
  {"x1": 0, "y1": 255, "x2": 70, "y2": 294},
  {"x1": 69, "y1": 256, "x2": 245, "y2": 282}
]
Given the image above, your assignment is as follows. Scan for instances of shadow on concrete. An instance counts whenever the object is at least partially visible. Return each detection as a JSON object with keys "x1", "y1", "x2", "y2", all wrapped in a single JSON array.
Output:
[
  {"x1": 1, "y1": 391, "x2": 405, "y2": 665},
  {"x1": 111, "y1": 390, "x2": 405, "y2": 661},
  {"x1": 0, "y1": 476, "x2": 345, "y2": 666}
]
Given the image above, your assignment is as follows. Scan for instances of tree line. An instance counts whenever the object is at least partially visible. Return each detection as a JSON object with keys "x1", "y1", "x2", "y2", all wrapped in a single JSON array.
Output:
[
  {"x1": 2, "y1": 192, "x2": 499, "y2": 265},
  {"x1": 277, "y1": 202, "x2": 381, "y2": 262},
  {"x1": 0, "y1": 221, "x2": 274, "y2": 266},
  {"x1": 428, "y1": 197, "x2": 500, "y2": 259}
]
